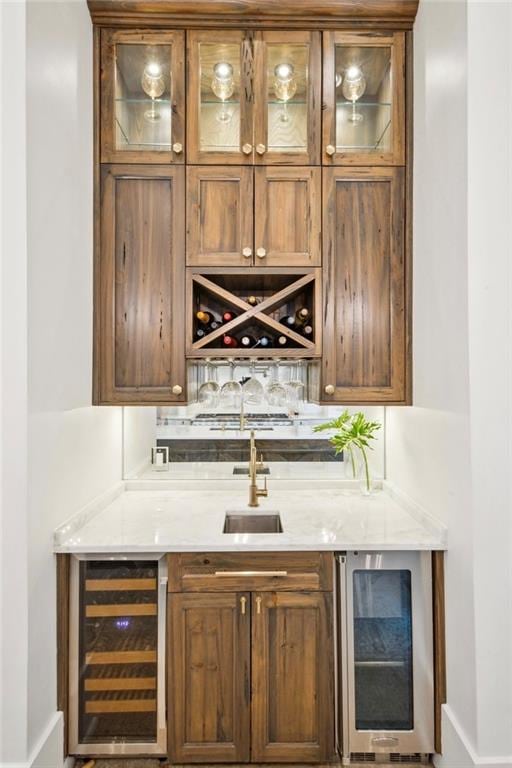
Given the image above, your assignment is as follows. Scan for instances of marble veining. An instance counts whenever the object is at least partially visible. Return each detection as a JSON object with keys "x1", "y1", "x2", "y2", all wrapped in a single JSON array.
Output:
[{"x1": 54, "y1": 481, "x2": 446, "y2": 553}]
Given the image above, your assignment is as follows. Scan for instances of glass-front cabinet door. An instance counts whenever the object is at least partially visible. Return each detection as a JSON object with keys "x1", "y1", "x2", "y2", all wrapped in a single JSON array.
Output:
[
  {"x1": 254, "y1": 31, "x2": 321, "y2": 165},
  {"x1": 187, "y1": 30, "x2": 253, "y2": 164},
  {"x1": 345, "y1": 552, "x2": 434, "y2": 757},
  {"x1": 323, "y1": 32, "x2": 405, "y2": 165},
  {"x1": 100, "y1": 30, "x2": 185, "y2": 163}
]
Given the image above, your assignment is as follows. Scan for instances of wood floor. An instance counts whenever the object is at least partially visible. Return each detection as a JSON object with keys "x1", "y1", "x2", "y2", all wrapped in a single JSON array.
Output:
[{"x1": 75, "y1": 761, "x2": 432, "y2": 768}]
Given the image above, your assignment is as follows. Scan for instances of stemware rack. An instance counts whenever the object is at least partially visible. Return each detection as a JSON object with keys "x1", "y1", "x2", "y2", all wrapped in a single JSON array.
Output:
[{"x1": 186, "y1": 267, "x2": 322, "y2": 358}]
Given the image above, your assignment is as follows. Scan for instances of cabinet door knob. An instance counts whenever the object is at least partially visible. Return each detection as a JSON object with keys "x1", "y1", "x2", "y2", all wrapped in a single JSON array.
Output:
[
  {"x1": 172, "y1": 142, "x2": 183, "y2": 154},
  {"x1": 256, "y1": 247, "x2": 266, "y2": 259},
  {"x1": 324, "y1": 384, "x2": 335, "y2": 395},
  {"x1": 172, "y1": 384, "x2": 183, "y2": 396},
  {"x1": 242, "y1": 143, "x2": 253, "y2": 155},
  {"x1": 256, "y1": 144, "x2": 266, "y2": 155},
  {"x1": 242, "y1": 247, "x2": 253, "y2": 258},
  {"x1": 240, "y1": 596, "x2": 247, "y2": 615},
  {"x1": 325, "y1": 144, "x2": 336, "y2": 156}
]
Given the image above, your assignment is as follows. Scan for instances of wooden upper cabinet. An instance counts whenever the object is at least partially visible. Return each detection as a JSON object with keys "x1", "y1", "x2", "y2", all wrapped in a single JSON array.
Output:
[
  {"x1": 322, "y1": 31, "x2": 405, "y2": 166},
  {"x1": 253, "y1": 31, "x2": 321, "y2": 165},
  {"x1": 97, "y1": 165, "x2": 186, "y2": 404},
  {"x1": 254, "y1": 167, "x2": 321, "y2": 266},
  {"x1": 187, "y1": 30, "x2": 321, "y2": 165},
  {"x1": 322, "y1": 167, "x2": 406, "y2": 402},
  {"x1": 100, "y1": 29, "x2": 185, "y2": 164},
  {"x1": 168, "y1": 592, "x2": 251, "y2": 763},
  {"x1": 251, "y1": 591, "x2": 334, "y2": 763},
  {"x1": 187, "y1": 30, "x2": 253, "y2": 165},
  {"x1": 186, "y1": 166, "x2": 254, "y2": 267}
]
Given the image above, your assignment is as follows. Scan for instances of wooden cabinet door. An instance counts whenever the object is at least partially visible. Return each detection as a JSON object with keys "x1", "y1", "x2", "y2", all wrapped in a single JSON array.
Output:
[
  {"x1": 251, "y1": 591, "x2": 334, "y2": 762},
  {"x1": 168, "y1": 592, "x2": 250, "y2": 763},
  {"x1": 186, "y1": 166, "x2": 254, "y2": 267},
  {"x1": 254, "y1": 167, "x2": 321, "y2": 266},
  {"x1": 322, "y1": 31, "x2": 405, "y2": 166},
  {"x1": 96, "y1": 165, "x2": 186, "y2": 404},
  {"x1": 187, "y1": 30, "x2": 254, "y2": 165},
  {"x1": 322, "y1": 167, "x2": 407, "y2": 402},
  {"x1": 253, "y1": 31, "x2": 321, "y2": 165},
  {"x1": 100, "y1": 30, "x2": 185, "y2": 164}
]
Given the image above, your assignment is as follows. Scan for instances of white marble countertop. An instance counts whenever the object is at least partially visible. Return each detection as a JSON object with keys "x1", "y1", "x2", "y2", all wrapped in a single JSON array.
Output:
[{"x1": 54, "y1": 479, "x2": 446, "y2": 553}]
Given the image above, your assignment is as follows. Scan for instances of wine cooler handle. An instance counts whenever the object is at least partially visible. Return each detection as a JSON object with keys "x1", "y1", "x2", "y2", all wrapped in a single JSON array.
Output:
[
  {"x1": 240, "y1": 596, "x2": 247, "y2": 615},
  {"x1": 256, "y1": 596, "x2": 262, "y2": 614}
]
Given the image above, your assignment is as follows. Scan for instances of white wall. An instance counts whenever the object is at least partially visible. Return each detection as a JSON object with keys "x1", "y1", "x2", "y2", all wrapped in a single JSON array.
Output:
[
  {"x1": 0, "y1": 2, "x2": 29, "y2": 762},
  {"x1": 386, "y1": 0, "x2": 512, "y2": 764},
  {"x1": 25, "y1": 0, "x2": 125, "y2": 761},
  {"x1": 0, "y1": 1, "x2": 124, "y2": 765}
]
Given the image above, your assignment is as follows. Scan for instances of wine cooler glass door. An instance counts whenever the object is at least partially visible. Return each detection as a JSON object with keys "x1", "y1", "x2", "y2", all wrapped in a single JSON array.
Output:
[
  {"x1": 69, "y1": 555, "x2": 167, "y2": 756},
  {"x1": 345, "y1": 552, "x2": 434, "y2": 756}
]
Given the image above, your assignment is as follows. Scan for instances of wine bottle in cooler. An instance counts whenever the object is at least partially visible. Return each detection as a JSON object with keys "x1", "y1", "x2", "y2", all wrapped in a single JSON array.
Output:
[
  {"x1": 222, "y1": 334, "x2": 238, "y2": 348},
  {"x1": 295, "y1": 307, "x2": 311, "y2": 325},
  {"x1": 280, "y1": 314, "x2": 296, "y2": 330},
  {"x1": 196, "y1": 310, "x2": 212, "y2": 325},
  {"x1": 239, "y1": 334, "x2": 256, "y2": 348}
]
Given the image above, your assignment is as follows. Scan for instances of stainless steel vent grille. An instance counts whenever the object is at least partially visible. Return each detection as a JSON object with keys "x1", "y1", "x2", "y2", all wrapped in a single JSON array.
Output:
[
  {"x1": 389, "y1": 754, "x2": 426, "y2": 764},
  {"x1": 351, "y1": 753, "x2": 376, "y2": 763}
]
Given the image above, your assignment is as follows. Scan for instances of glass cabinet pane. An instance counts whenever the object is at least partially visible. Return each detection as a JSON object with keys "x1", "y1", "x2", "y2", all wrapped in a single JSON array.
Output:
[
  {"x1": 352, "y1": 570, "x2": 413, "y2": 731},
  {"x1": 335, "y1": 45, "x2": 392, "y2": 155},
  {"x1": 115, "y1": 44, "x2": 173, "y2": 151},
  {"x1": 78, "y1": 560, "x2": 159, "y2": 744},
  {"x1": 265, "y1": 43, "x2": 308, "y2": 155},
  {"x1": 199, "y1": 42, "x2": 241, "y2": 153}
]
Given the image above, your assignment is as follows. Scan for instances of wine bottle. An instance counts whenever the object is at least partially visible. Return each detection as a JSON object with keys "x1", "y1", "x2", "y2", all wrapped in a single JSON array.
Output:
[
  {"x1": 239, "y1": 334, "x2": 256, "y2": 348},
  {"x1": 195, "y1": 327, "x2": 207, "y2": 340},
  {"x1": 280, "y1": 314, "x2": 296, "y2": 330},
  {"x1": 301, "y1": 324, "x2": 313, "y2": 338},
  {"x1": 247, "y1": 295, "x2": 259, "y2": 307},
  {"x1": 209, "y1": 319, "x2": 222, "y2": 332},
  {"x1": 222, "y1": 335, "x2": 238, "y2": 348},
  {"x1": 196, "y1": 310, "x2": 211, "y2": 325},
  {"x1": 259, "y1": 335, "x2": 273, "y2": 348},
  {"x1": 295, "y1": 307, "x2": 311, "y2": 325},
  {"x1": 277, "y1": 335, "x2": 289, "y2": 347},
  {"x1": 222, "y1": 311, "x2": 237, "y2": 323}
]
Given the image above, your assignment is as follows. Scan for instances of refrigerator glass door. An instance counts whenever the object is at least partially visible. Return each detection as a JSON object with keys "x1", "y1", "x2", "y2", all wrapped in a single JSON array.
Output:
[{"x1": 345, "y1": 552, "x2": 434, "y2": 756}]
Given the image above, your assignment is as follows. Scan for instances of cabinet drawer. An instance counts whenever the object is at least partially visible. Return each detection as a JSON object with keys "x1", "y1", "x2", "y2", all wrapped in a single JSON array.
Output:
[{"x1": 168, "y1": 552, "x2": 333, "y2": 592}]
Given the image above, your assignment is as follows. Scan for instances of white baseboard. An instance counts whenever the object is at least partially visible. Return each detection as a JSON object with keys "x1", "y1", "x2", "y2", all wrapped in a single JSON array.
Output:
[
  {"x1": 0, "y1": 712, "x2": 66, "y2": 768},
  {"x1": 434, "y1": 705, "x2": 512, "y2": 768}
]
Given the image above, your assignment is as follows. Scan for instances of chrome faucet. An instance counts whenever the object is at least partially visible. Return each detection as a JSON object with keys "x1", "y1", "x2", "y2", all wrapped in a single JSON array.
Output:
[{"x1": 248, "y1": 430, "x2": 268, "y2": 507}]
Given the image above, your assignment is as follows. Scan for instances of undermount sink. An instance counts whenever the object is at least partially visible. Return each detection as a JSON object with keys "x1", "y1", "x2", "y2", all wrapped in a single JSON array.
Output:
[{"x1": 223, "y1": 512, "x2": 283, "y2": 534}]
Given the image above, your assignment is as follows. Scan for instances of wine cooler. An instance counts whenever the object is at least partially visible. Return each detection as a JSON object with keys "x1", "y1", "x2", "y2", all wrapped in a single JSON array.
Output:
[
  {"x1": 69, "y1": 555, "x2": 167, "y2": 756},
  {"x1": 338, "y1": 552, "x2": 434, "y2": 761}
]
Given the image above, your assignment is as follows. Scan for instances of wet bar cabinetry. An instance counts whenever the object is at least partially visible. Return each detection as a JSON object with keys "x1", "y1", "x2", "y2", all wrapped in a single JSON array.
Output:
[{"x1": 90, "y1": 1, "x2": 415, "y2": 404}]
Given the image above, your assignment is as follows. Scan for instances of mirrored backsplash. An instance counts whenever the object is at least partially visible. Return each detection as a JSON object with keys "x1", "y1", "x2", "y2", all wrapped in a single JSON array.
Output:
[{"x1": 123, "y1": 360, "x2": 385, "y2": 481}]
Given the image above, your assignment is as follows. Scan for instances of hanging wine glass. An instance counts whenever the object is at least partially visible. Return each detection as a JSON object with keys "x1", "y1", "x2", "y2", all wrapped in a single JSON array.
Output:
[
  {"x1": 243, "y1": 362, "x2": 265, "y2": 406},
  {"x1": 197, "y1": 360, "x2": 220, "y2": 408},
  {"x1": 265, "y1": 362, "x2": 288, "y2": 408},
  {"x1": 284, "y1": 361, "x2": 305, "y2": 410},
  {"x1": 141, "y1": 61, "x2": 166, "y2": 123},
  {"x1": 211, "y1": 61, "x2": 234, "y2": 124},
  {"x1": 273, "y1": 62, "x2": 297, "y2": 124},
  {"x1": 219, "y1": 361, "x2": 242, "y2": 409},
  {"x1": 342, "y1": 64, "x2": 366, "y2": 124}
]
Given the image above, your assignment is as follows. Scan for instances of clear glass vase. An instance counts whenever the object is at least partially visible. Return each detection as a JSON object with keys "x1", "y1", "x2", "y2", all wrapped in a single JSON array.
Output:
[{"x1": 343, "y1": 445, "x2": 374, "y2": 495}]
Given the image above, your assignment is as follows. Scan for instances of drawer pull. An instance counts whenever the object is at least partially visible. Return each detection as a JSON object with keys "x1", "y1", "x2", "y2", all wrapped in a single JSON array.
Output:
[
  {"x1": 214, "y1": 570, "x2": 288, "y2": 577},
  {"x1": 256, "y1": 596, "x2": 262, "y2": 614}
]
